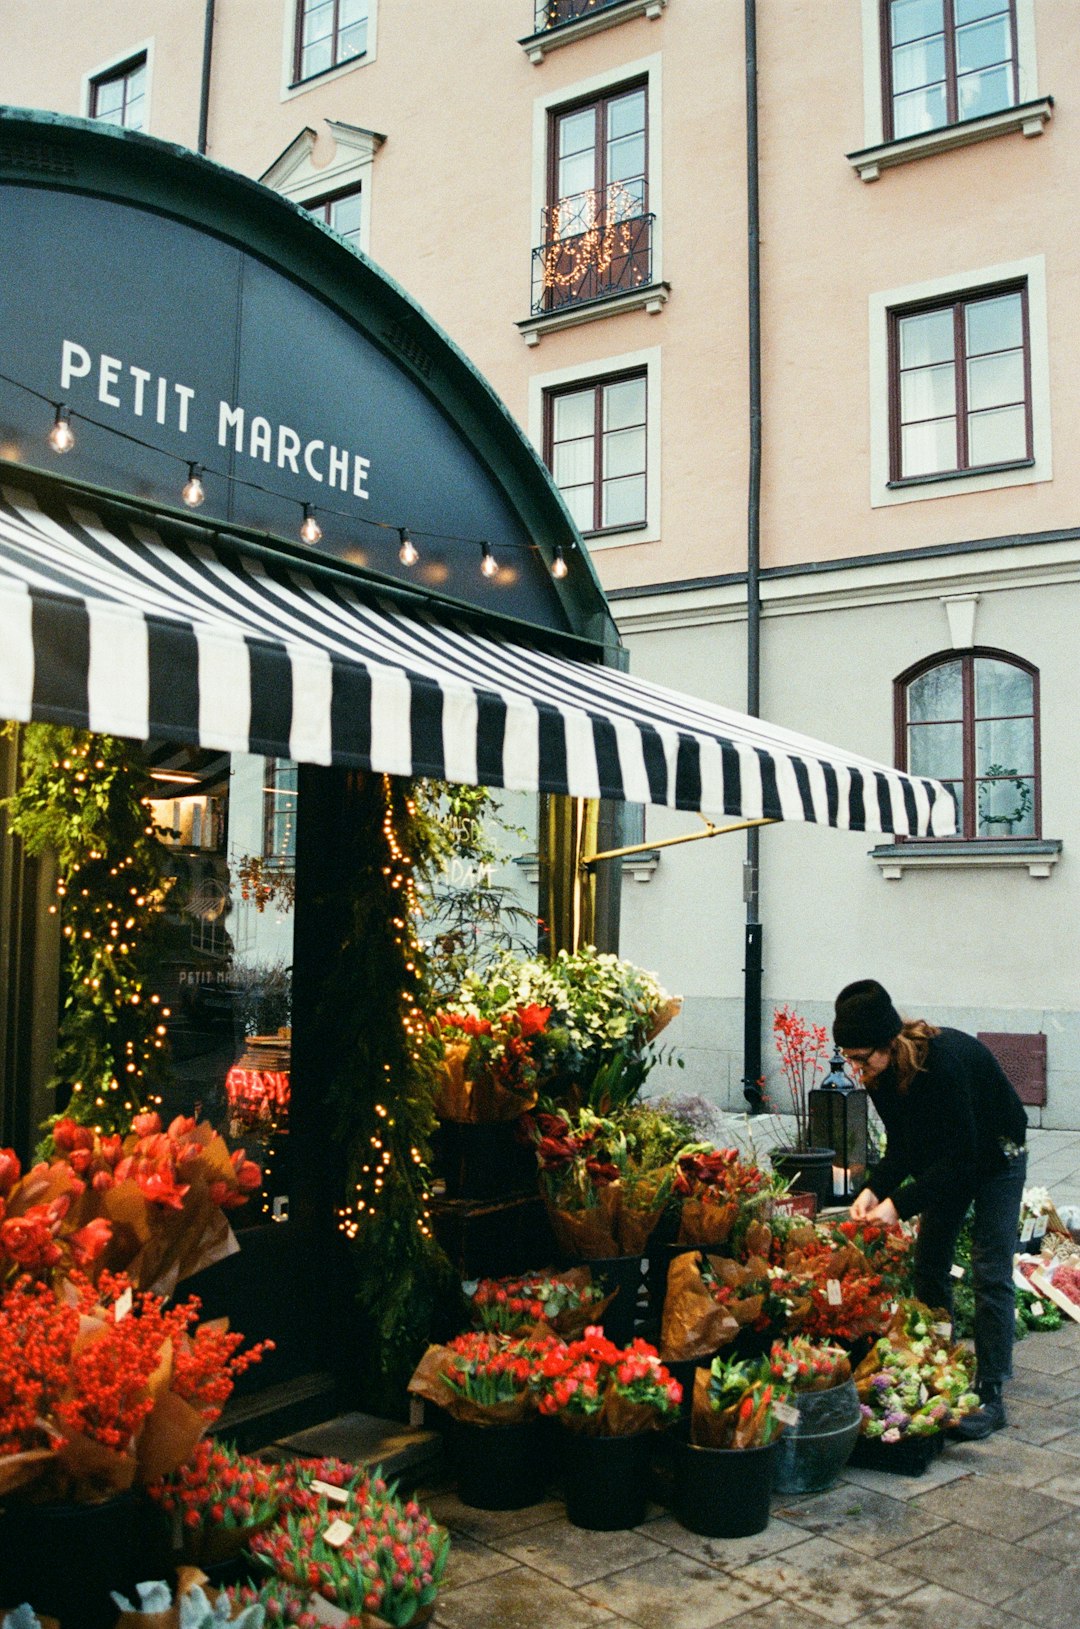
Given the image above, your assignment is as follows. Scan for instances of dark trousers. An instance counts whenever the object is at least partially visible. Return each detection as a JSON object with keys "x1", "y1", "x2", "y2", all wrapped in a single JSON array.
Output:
[{"x1": 911, "y1": 1151, "x2": 1027, "y2": 1389}]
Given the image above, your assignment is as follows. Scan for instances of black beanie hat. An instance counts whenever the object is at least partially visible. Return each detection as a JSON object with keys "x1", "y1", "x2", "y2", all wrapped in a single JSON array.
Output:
[{"x1": 833, "y1": 979, "x2": 903, "y2": 1050}]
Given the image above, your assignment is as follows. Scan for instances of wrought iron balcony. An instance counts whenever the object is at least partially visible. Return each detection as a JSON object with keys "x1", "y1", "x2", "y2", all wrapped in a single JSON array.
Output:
[
  {"x1": 534, "y1": 0, "x2": 628, "y2": 30},
  {"x1": 530, "y1": 193, "x2": 654, "y2": 317}
]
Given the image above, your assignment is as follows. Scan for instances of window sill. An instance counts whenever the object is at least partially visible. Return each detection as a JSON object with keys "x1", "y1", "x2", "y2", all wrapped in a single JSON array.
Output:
[
  {"x1": 514, "y1": 849, "x2": 660, "y2": 884},
  {"x1": 287, "y1": 52, "x2": 367, "y2": 92},
  {"x1": 519, "y1": 0, "x2": 666, "y2": 64},
  {"x1": 517, "y1": 281, "x2": 669, "y2": 346},
  {"x1": 887, "y1": 458, "x2": 1034, "y2": 491},
  {"x1": 870, "y1": 838, "x2": 1061, "y2": 880},
  {"x1": 847, "y1": 97, "x2": 1054, "y2": 182}
]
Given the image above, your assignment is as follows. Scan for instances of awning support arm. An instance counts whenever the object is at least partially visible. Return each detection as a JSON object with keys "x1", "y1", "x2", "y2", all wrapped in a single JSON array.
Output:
[{"x1": 581, "y1": 816, "x2": 776, "y2": 871}]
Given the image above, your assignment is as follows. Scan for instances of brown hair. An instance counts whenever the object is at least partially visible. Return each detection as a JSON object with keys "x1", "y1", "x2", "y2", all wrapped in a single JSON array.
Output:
[{"x1": 888, "y1": 1019, "x2": 940, "y2": 1092}]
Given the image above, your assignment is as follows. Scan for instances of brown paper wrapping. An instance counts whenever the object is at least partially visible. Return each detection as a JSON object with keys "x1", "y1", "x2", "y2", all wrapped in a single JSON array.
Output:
[
  {"x1": 434, "y1": 1041, "x2": 538, "y2": 1124},
  {"x1": 407, "y1": 1345, "x2": 531, "y2": 1425},
  {"x1": 659, "y1": 1252, "x2": 739, "y2": 1363},
  {"x1": 53, "y1": 1429, "x2": 138, "y2": 1501},
  {"x1": 544, "y1": 1197, "x2": 620, "y2": 1261},
  {"x1": 645, "y1": 995, "x2": 683, "y2": 1042},
  {"x1": 545, "y1": 1179, "x2": 667, "y2": 1261},
  {"x1": 690, "y1": 1365, "x2": 732, "y2": 1448},
  {"x1": 677, "y1": 1199, "x2": 738, "y2": 1250},
  {"x1": 136, "y1": 1389, "x2": 206, "y2": 1486},
  {"x1": 0, "y1": 1448, "x2": 55, "y2": 1498}
]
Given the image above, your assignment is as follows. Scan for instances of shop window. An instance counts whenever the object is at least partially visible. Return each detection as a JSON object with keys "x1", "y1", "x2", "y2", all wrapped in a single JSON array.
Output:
[
  {"x1": 889, "y1": 283, "x2": 1031, "y2": 483},
  {"x1": 544, "y1": 369, "x2": 647, "y2": 534},
  {"x1": 293, "y1": 0, "x2": 369, "y2": 83},
  {"x1": 882, "y1": 0, "x2": 1018, "y2": 141},
  {"x1": 306, "y1": 186, "x2": 363, "y2": 252},
  {"x1": 897, "y1": 649, "x2": 1039, "y2": 839},
  {"x1": 89, "y1": 53, "x2": 147, "y2": 131}
]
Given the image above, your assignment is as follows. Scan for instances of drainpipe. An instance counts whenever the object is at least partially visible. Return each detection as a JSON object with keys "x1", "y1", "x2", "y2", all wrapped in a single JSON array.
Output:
[
  {"x1": 742, "y1": 0, "x2": 764, "y2": 1112},
  {"x1": 198, "y1": 0, "x2": 216, "y2": 155}
]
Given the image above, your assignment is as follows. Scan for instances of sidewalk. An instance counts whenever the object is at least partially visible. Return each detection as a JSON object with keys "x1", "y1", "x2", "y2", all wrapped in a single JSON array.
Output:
[{"x1": 421, "y1": 1133, "x2": 1080, "y2": 1629}]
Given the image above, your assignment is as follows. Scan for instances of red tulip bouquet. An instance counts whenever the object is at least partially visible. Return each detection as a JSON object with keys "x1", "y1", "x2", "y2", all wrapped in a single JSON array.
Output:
[
  {"x1": 147, "y1": 1437, "x2": 284, "y2": 1566},
  {"x1": 468, "y1": 1267, "x2": 611, "y2": 1338},
  {"x1": 407, "y1": 1330, "x2": 563, "y2": 1427},
  {"x1": 532, "y1": 1327, "x2": 682, "y2": 1436}
]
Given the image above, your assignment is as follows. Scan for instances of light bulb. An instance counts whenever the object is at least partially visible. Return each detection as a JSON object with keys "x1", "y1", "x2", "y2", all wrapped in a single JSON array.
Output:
[
  {"x1": 398, "y1": 527, "x2": 418, "y2": 566},
  {"x1": 480, "y1": 541, "x2": 498, "y2": 578},
  {"x1": 182, "y1": 463, "x2": 205, "y2": 507},
  {"x1": 552, "y1": 544, "x2": 569, "y2": 579},
  {"x1": 48, "y1": 405, "x2": 74, "y2": 453},
  {"x1": 300, "y1": 503, "x2": 322, "y2": 545}
]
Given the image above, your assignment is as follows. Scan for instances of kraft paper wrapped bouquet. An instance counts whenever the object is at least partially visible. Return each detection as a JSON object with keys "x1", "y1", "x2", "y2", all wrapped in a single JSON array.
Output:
[{"x1": 529, "y1": 1108, "x2": 673, "y2": 1259}]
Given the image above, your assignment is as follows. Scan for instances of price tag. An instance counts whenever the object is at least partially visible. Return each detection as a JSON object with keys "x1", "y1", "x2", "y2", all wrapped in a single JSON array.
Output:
[
  {"x1": 826, "y1": 1278, "x2": 843, "y2": 1306},
  {"x1": 114, "y1": 1287, "x2": 133, "y2": 1323},
  {"x1": 1021, "y1": 1218, "x2": 1034, "y2": 1244},
  {"x1": 932, "y1": 1321, "x2": 952, "y2": 1339},
  {"x1": 1030, "y1": 1299, "x2": 1045, "y2": 1318},
  {"x1": 1034, "y1": 1218, "x2": 1048, "y2": 1242},
  {"x1": 322, "y1": 1519, "x2": 355, "y2": 1549},
  {"x1": 310, "y1": 1479, "x2": 349, "y2": 1504},
  {"x1": 773, "y1": 1401, "x2": 800, "y2": 1427},
  {"x1": 950, "y1": 1264, "x2": 965, "y2": 1280}
]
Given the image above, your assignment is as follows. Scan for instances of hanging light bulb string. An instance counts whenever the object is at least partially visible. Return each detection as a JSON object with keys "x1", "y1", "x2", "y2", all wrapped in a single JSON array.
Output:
[{"x1": 0, "y1": 365, "x2": 579, "y2": 579}]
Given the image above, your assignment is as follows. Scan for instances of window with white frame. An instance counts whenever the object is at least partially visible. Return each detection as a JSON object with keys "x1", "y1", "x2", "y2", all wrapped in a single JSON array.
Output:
[
  {"x1": 89, "y1": 53, "x2": 147, "y2": 130},
  {"x1": 293, "y1": 0, "x2": 368, "y2": 83},
  {"x1": 306, "y1": 186, "x2": 363, "y2": 252},
  {"x1": 545, "y1": 369, "x2": 647, "y2": 534},
  {"x1": 883, "y1": 0, "x2": 1018, "y2": 140}
]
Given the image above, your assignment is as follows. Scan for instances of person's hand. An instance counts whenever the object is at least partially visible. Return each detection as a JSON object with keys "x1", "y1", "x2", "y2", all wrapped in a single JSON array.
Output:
[
  {"x1": 849, "y1": 1188, "x2": 878, "y2": 1220},
  {"x1": 866, "y1": 1197, "x2": 899, "y2": 1225}
]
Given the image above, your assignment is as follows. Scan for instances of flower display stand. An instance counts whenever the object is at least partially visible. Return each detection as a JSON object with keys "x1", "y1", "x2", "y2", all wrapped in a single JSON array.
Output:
[
  {"x1": 580, "y1": 1254, "x2": 644, "y2": 1347},
  {"x1": 434, "y1": 1120, "x2": 537, "y2": 1202},
  {"x1": 561, "y1": 1429, "x2": 651, "y2": 1531}
]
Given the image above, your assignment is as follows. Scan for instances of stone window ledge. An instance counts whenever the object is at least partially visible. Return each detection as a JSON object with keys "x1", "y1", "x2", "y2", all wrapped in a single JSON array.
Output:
[
  {"x1": 871, "y1": 838, "x2": 1061, "y2": 880},
  {"x1": 519, "y1": 0, "x2": 666, "y2": 65},
  {"x1": 847, "y1": 97, "x2": 1053, "y2": 182},
  {"x1": 514, "y1": 850, "x2": 660, "y2": 884},
  {"x1": 517, "y1": 282, "x2": 669, "y2": 346}
]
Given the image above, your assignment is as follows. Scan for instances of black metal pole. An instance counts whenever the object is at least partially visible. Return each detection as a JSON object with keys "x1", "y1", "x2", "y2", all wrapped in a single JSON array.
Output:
[
  {"x1": 198, "y1": 0, "x2": 216, "y2": 155},
  {"x1": 742, "y1": 0, "x2": 765, "y2": 1112}
]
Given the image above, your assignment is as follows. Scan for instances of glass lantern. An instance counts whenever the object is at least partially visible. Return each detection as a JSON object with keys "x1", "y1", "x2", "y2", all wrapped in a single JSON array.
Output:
[{"x1": 808, "y1": 1051, "x2": 869, "y2": 1203}]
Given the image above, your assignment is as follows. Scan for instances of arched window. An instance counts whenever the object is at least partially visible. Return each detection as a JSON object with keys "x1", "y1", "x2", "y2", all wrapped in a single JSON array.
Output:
[{"x1": 896, "y1": 650, "x2": 1039, "y2": 839}]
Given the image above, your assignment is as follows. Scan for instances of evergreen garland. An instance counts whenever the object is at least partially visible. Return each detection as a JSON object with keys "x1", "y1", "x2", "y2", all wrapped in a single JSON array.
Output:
[
  {"x1": 326, "y1": 774, "x2": 461, "y2": 1393},
  {"x1": 3, "y1": 724, "x2": 173, "y2": 1138}
]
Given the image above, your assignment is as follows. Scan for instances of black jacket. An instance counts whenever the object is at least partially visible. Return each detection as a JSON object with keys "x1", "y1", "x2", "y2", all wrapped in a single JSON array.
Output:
[{"x1": 866, "y1": 1028, "x2": 1028, "y2": 1221}]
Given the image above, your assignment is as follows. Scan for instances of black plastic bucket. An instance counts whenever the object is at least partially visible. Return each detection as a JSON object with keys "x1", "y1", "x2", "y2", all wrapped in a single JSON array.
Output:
[
  {"x1": 449, "y1": 1415, "x2": 549, "y2": 1510},
  {"x1": 0, "y1": 1490, "x2": 145, "y2": 1629},
  {"x1": 674, "y1": 1424, "x2": 778, "y2": 1538},
  {"x1": 562, "y1": 1429, "x2": 650, "y2": 1531}
]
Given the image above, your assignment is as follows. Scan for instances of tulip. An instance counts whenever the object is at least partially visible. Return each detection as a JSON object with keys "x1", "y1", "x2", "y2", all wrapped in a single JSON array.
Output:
[{"x1": 0, "y1": 1148, "x2": 21, "y2": 1197}]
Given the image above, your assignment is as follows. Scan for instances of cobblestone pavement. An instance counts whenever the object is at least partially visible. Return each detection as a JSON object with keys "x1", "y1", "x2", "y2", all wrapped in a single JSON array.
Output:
[{"x1": 420, "y1": 1130, "x2": 1080, "y2": 1629}]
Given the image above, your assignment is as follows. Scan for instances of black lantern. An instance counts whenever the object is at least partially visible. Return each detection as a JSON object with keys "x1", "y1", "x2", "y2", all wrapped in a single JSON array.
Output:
[{"x1": 808, "y1": 1050, "x2": 869, "y2": 1204}]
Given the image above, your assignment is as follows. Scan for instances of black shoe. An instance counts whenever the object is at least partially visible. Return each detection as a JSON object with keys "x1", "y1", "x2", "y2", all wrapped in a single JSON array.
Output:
[{"x1": 951, "y1": 1394, "x2": 1007, "y2": 1441}]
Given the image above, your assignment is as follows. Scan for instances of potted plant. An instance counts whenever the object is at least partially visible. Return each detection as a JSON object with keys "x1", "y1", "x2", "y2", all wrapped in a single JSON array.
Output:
[
  {"x1": 533, "y1": 1327, "x2": 681, "y2": 1530},
  {"x1": 767, "y1": 1337, "x2": 862, "y2": 1494},
  {"x1": 850, "y1": 1301, "x2": 979, "y2": 1475},
  {"x1": 674, "y1": 1354, "x2": 793, "y2": 1539},
  {"x1": 767, "y1": 1007, "x2": 835, "y2": 1212}
]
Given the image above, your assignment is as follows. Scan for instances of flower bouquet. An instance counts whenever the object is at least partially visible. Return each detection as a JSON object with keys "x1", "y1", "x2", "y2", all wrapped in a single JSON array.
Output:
[
  {"x1": 532, "y1": 1327, "x2": 681, "y2": 1436},
  {"x1": 111, "y1": 1575, "x2": 265, "y2": 1628},
  {"x1": 407, "y1": 1331, "x2": 560, "y2": 1427},
  {"x1": 690, "y1": 1353, "x2": 792, "y2": 1451},
  {"x1": 147, "y1": 1439, "x2": 283, "y2": 1569},
  {"x1": 827, "y1": 1217, "x2": 917, "y2": 1298},
  {"x1": 0, "y1": 1146, "x2": 112, "y2": 1290},
  {"x1": 851, "y1": 1300, "x2": 978, "y2": 1472},
  {"x1": 434, "y1": 1004, "x2": 551, "y2": 1123},
  {"x1": 672, "y1": 1147, "x2": 774, "y2": 1251},
  {"x1": 468, "y1": 1267, "x2": 611, "y2": 1338},
  {"x1": 0, "y1": 1269, "x2": 272, "y2": 1504},
  {"x1": 660, "y1": 1249, "x2": 809, "y2": 1365},
  {"x1": 246, "y1": 1469, "x2": 449, "y2": 1627},
  {"x1": 780, "y1": 1227, "x2": 889, "y2": 1346},
  {"x1": 31, "y1": 1113, "x2": 262, "y2": 1296},
  {"x1": 530, "y1": 1109, "x2": 673, "y2": 1259}
]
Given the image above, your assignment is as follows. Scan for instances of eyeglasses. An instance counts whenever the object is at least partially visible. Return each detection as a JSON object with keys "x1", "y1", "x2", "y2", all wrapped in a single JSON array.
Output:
[{"x1": 841, "y1": 1049, "x2": 874, "y2": 1065}]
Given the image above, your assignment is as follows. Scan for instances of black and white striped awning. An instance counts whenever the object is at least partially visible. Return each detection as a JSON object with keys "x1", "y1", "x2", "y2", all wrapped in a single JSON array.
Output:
[{"x1": 0, "y1": 484, "x2": 955, "y2": 837}]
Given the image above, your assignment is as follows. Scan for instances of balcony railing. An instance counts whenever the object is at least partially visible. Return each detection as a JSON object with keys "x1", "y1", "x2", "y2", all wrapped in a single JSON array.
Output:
[
  {"x1": 531, "y1": 188, "x2": 654, "y2": 316},
  {"x1": 534, "y1": 0, "x2": 628, "y2": 31}
]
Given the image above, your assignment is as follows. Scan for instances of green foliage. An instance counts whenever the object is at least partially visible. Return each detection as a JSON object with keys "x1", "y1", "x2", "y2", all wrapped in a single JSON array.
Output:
[
  {"x1": 951, "y1": 1210, "x2": 1062, "y2": 1341},
  {"x1": 412, "y1": 782, "x2": 535, "y2": 1001},
  {"x1": 322, "y1": 776, "x2": 462, "y2": 1398},
  {"x1": 3, "y1": 724, "x2": 173, "y2": 1138}
]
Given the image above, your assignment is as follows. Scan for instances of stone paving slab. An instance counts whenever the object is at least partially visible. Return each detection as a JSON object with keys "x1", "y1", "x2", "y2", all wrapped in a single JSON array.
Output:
[
  {"x1": 882, "y1": 1524, "x2": 1058, "y2": 1607},
  {"x1": 727, "y1": 1533, "x2": 921, "y2": 1625}
]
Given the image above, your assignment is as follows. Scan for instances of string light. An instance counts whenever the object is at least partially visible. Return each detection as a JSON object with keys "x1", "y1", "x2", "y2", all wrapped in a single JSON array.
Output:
[
  {"x1": 480, "y1": 541, "x2": 498, "y2": 578},
  {"x1": 48, "y1": 403, "x2": 75, "y2": 453},
  {"x1": 182, "y1": 462, "x2": 206, "y2": 507},
  {"x1": 299, "y1": 503, "x2": 323, "y2": 545},
  {"x1": 398, "y1": 527, "x2": 418, "y2": 567},
  {"x1": 551, "y1": 544, "x2": 569, "y2": 579}
]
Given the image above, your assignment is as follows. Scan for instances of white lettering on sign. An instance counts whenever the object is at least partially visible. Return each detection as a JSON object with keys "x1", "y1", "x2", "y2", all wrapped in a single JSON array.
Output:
[{"x1": 56, "y1": 340, "x2": 375, "y2": 509}]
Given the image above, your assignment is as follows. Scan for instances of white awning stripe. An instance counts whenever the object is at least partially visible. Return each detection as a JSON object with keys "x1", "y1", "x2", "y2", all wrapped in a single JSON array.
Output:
[{"x1": 0, "y1": 485, "x2": 957, "y2": 837}]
